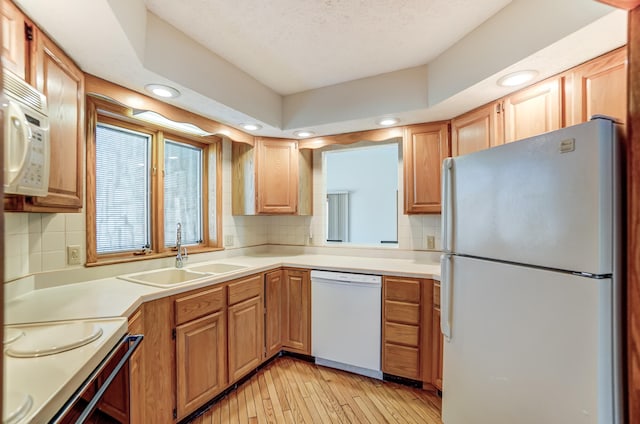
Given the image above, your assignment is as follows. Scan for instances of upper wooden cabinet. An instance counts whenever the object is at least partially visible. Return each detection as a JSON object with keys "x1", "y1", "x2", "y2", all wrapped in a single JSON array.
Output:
[
  {"x1": 1, "y1": 0, "x2": 28, "y2": 80},
  {"x1": 451, "y1": 102, "x2": 504, "y2": 157},
  {"x1": 568, "y1": 47, "x2": 627, "y2": 126},
  {"x1": 232, "y1": 138, "x2": 312, "y2": 215},
  {"x1": 3, "y1": 9, "x2": 85, "y2": 212},
  {"x1": 403, "y1": 122, "x2": 450, "y2": 214},
  {"x1": 503, "y1": 76, "x2": 563, "y2": 143}
]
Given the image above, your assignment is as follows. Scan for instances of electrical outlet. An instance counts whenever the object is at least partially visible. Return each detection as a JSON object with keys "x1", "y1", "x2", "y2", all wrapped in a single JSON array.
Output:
[
  {"x1": 426, "y1": 235, "x2": 436, "y2": 250},
  {"x1": 224, "y1": 235, "x2": 234, "y2": 247},
  {"x1": 67, "y1": 245, "x2": 81, "y2": 265}
]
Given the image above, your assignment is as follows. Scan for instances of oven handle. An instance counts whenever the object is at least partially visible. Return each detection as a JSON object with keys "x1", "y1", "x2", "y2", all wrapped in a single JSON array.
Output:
[{"x1": 56, "y1": 334, "x2": 143, "y2": 424}]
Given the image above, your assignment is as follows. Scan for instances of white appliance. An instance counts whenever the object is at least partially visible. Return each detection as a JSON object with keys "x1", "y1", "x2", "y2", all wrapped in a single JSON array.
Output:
[
  {"x1": 440, "y1": 117, "x2": 622, "y2": 424},
  {"x1": 3, "y1": 68, "x2": 50, "y2": 196},
  {"x1": 311, "y1": 270, "x2": 382, "y2": 379}
]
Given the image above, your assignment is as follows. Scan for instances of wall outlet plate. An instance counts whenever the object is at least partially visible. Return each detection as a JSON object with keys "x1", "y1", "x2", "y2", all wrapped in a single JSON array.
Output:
[
  {"x1": 67, "y1": 245, "x2": 81, "y2": 265},
  {"x1": 224, "y1": 235, "x2": 234, "y2": 247},
  {"x1": 426, "y1": 235, "x2": 436, "y2": 250}
]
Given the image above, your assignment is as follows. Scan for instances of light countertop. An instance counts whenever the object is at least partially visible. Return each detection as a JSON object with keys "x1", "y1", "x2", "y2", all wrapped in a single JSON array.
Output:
[{"x1": 6, "y1": 252, "x2": 441, "y2": 324}]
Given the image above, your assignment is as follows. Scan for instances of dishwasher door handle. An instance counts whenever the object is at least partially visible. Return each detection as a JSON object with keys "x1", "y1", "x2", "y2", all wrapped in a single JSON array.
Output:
[{"x1": 312, "y1": 278, "x2": 381, "y2": 288}]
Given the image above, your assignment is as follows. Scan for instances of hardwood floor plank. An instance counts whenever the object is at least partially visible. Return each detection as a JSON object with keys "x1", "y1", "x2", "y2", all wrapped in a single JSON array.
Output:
[{"x1": 188, "y1": 357, "x2": 442, "y2": 424}]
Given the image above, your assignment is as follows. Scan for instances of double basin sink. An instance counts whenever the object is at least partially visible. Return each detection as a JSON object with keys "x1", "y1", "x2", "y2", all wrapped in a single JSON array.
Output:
[{"x1": 118, "y1": 263, "x2": 248, "y2": 288}]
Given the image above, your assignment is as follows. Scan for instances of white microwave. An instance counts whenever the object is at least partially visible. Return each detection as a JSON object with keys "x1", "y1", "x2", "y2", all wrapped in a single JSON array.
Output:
[{"x1": 3, "y1": 68, "x2": 50, "y2": 196}]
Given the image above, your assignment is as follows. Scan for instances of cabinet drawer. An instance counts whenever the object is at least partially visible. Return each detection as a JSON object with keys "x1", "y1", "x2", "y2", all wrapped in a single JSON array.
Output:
[
  {"x1": 228, "y1": 274, "x2": 263, "y2": 305},
  {"x1": 433, "y1": 283, "x2": 441, "y2": 308},
  {"x1": 385, "y1": 300, "x2": 420, "y2": 325},
  {"x1": 385, "y1": 322, "x2": 419, "y2": 346},
  {"x1": 383, "y1": 343, "x2": 420, "y2": 379},
  {"x1": 384, "y1": 278, "x2": 421, "y2": 303},
  {"x1": 175, "y1": 286, "x2": 226, "y2": 325}
]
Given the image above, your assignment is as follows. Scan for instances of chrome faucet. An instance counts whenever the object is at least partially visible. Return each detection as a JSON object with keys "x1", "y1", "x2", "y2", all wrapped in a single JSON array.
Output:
[{"x1": 176, "y1": 223, "x2": 185, "y2": 268}]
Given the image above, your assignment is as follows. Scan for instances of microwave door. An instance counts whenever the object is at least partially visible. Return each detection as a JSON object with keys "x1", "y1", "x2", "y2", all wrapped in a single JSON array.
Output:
[{"x1": 4, "y1": 100, "x2": 31, "y2": 191}]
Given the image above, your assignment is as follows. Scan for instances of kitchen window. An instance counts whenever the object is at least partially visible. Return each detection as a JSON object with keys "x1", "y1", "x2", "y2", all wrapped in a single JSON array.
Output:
[{"x1": 86, "y1": 96, "x2": 222, "y2": 264}]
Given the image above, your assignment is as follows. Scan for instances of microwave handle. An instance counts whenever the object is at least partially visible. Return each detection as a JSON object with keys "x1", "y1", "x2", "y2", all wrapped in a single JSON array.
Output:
[{"x1": 5, "y1": 101, "x2": 32, "y2": 186}]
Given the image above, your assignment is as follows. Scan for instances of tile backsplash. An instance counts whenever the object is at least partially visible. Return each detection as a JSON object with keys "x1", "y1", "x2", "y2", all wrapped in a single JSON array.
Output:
[{"x1": 4, "y1": 138, "x2": 441, "y2": 282}]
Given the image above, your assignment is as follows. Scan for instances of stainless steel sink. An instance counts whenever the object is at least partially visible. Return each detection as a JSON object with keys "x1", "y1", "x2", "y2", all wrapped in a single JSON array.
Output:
[
  {"x1": 118, "y1": 268, "x2": 211, "y2": 288},
  {"x1": 188, "y1": 263, "x2": 248, "y2": 274}
]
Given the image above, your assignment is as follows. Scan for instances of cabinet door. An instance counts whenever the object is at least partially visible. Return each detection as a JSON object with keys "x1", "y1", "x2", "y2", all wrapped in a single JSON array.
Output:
[
  {"x1": 1, "y1": 0, "x2": 28, "y2": 79},
  {"x1": 282, "y1": 269, "x2": 310, "y2": 354},
  {"x1": 451, "y1": 102, "x2": 503, "y2": 157},
  {"x1": 176, "y1": 311, "x2": 227, "y2": 420},
  {"x1": 255, "y1": 138, "x2": 298, "y2": 214},
  {"x1": 431, "y1": 307, "x2": 443, "y2": 391},
  {"x1": 128, "y1": 309, "x2": 145, "y2": 424},
  {"x1": 569, "y1": 47, "x2": 627, "y2": 126},
  {"x1": 31, "y1": 30, "x2": 84, "y2": 210},
  {"x1": 265, "y1": 269, "x2": 284, "y2": 358},
  {"x1": 403, "y1": 122, "x2": 450, "y2": 214},
  {"x1": 503, "y1": 77, "x2": 563, "y2": 143},
  {"x1": 228, "y1": 296, "x2": 264, "y2": 382}
]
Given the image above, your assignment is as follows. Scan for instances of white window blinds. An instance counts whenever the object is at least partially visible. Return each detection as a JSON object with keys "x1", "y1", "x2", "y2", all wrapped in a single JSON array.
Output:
[
  {"x1": 164, "y1": 140, "x2": 203, "y2": 246},
  {"x1": 95, "y1": 124, "x2": 151, "y2": 254}
]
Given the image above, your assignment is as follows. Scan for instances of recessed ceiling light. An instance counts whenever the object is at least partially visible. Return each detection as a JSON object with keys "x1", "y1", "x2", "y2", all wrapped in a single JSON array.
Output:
[
  {"x1": 242, "y1": 123, "x2": 262, "y2": 131},
  {"x1": 144, "y1": 84, "x2": 181, "y2": 98},
  {"x1": 376, "y1": 117, "x2": 399, "y2": 126},
  {"x1": 497, "y1": 70, "x2": 538, "y2": 87},
  {"x1": 294, "y1": 130, "x2": 315, "y2": 138}
]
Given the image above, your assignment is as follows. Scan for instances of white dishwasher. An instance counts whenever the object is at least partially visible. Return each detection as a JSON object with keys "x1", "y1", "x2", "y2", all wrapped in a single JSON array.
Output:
[{"x1": 311, "y1": 270, "x2": 382, "y2": 379}]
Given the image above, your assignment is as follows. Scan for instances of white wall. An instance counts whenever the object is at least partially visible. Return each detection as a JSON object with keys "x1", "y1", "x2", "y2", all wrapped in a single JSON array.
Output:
[{"x1": 325, "y1": 144, "x2": 398, "y2": 244}]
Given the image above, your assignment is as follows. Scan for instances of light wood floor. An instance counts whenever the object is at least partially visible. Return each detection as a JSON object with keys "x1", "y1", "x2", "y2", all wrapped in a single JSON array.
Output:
[{"x1": 187, "y1": 356, "x2": 443, "y2": 424}]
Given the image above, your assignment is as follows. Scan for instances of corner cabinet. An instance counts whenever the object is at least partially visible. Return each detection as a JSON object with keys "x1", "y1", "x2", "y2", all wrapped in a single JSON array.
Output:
[
  {"x1": 4, "y1": 20, "x2": 85, "y2": 212},
  {"x1": 265, "y1": 269, "x2": 284, "y2": 358},
  {"x1": 403, "y1": 122, "x2": 450, "y2": 214},
  {"x1": 232, "y1": 138, "x2": 312, "y2": 215},
  {"x1": 1, "y1": 0, "x2": 29, "y2": 80}
]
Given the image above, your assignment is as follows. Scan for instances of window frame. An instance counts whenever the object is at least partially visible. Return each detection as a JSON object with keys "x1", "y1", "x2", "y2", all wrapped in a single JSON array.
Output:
[{"x1": 86, "y1": 96, "x2": 223, "y2": 265}]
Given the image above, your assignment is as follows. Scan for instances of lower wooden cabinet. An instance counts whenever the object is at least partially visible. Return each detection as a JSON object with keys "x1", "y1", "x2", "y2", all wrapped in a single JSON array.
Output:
[
  {"x1": 431, "y1": 283, "x2": 444, "y2": 391},
  {"x1": 265, "y1": 269, "x2": 284, "y2": 358},
  {"x1": 127, "y1": 308, "x2": 144, "y2": 423},
  {"x1": 228, "y1": 274, "x2": 264, "y2": 383},
  {"x1": 175, "y1": 311, "x2": 227, "y2": 419},
  {"x1": 282, "y1": 268, "x2": 311, "y2": 354},
  {"x1": 382, "y1": 276, "x2": 441, "y2": 390}
]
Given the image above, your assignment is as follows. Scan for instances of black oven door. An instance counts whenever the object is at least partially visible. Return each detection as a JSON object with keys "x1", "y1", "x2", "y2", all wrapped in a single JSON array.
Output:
[{"x1": 50, "y1": 334, "x2": 143, "y2": 424}]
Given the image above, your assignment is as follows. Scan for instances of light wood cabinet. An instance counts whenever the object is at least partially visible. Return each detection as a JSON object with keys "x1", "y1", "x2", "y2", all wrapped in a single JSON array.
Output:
[
  {"x1": 176, "y1": 311, "x2": 226, "y2": 419},
  {"x1": 227, "y1": 274, "x2": 264, "y2": 382},
  {"x1": 128, "y1": 308, "x2": 145, "y2": 424},
  {"x1": 174, "y1": 285, "x2": 227, "y2": 420},
  {"x1": 503, "y1": 76, "x2": 563, "y2": 143},
  {"x1": 265, "y1": 269, "x2": 284, "y2": 358},
  {"x1": 1, "y1": 0, "x2": 29, "y2": 80},
  {"x1": 282, "y1": 268, "x2": 311, "y2": 354},
  {"x1": 232, "y1": 138, "x2": 312, "y2": 215},
  {"x1": 403, "y1": 122, "x2": 450, "y2": 214},
  {"x1": 382, "y1": 276, "x2": 424, "y2": 379},
  {"x1": 451, "y1": 102, "x2": 504, "y2": 156},
  {"x1": 431, "y1": 283, "x2": 443, "y2": 391},
  {"x1": 568, "y1": 47, "x2": 627, "y2": 126},
  {"x1": 4, "y1": 20, "x2": 85, "y2": 212}
]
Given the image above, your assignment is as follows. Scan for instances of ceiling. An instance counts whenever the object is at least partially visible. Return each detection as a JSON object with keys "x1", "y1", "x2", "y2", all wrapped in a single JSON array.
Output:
[{"x1": 14, "y1": 0, "x2": 627, "y2": 139}]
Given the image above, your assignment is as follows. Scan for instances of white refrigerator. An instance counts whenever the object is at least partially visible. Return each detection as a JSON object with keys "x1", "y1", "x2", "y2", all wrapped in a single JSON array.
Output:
[{"x1": 440, "y1": 117, "x2": 622, "y2": 424}]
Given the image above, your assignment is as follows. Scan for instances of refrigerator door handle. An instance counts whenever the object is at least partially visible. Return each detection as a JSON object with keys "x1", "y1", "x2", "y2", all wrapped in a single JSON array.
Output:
[
  {"x1": 440, "y1": 253, "x2": 452, "y2": 341},
  {"x1": 441, "y1": 158, "x2": 453, "y2": 252}
]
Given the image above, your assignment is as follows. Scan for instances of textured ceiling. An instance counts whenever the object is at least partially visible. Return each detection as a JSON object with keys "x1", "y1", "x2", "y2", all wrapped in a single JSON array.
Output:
[{"x1": 144, "y1": 0, "x2": 512, "y2": 95}]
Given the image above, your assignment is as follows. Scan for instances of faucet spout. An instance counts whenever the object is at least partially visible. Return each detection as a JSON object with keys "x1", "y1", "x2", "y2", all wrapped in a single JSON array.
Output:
[{"x1": 175, "y1": 222, "x2": 183, "y2": 268}]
